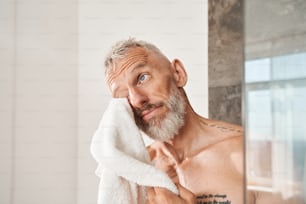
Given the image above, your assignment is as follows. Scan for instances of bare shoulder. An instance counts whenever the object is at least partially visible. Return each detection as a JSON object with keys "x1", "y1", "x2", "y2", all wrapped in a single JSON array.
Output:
[
  {"x1": 206, "y1": 118, "x2": 243, "y2": 132},
  {"x1": 211, "y1": 119, "x2": 244, "y2": 153},
  {"x1": 199, "y1": 119, "x2": 244, "y2": 172},
  {"x1": 203, "y1": 118, "x2": 243, "y2": 139}
]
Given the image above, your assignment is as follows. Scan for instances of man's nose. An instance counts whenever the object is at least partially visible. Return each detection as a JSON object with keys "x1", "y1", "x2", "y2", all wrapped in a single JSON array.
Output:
[{"x1": 128, "y1": 87, "x2": 148, "y2": 109}]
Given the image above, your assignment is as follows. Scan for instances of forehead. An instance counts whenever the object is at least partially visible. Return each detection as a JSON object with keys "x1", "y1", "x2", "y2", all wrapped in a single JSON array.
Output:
[
  {"x1": 117, "y1": 47, "x2": 149, "y2": 69},
  {"x1": 107, "y1": 47, "x2": 150, "y2": 92},
  {"x1": 109, "y1": 46, "x2": 165, "y2": 81}
]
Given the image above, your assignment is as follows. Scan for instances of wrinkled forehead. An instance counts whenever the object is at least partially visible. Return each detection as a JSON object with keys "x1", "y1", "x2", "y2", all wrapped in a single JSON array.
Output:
[{"x1": 106, "y1": 47, "x2": 150, "y2": 85}]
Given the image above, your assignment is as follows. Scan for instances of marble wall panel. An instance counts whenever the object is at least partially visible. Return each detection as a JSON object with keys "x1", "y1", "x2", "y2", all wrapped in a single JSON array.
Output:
[{"x1": 208, "y1": 0, "x2": 243, "y2": 125}]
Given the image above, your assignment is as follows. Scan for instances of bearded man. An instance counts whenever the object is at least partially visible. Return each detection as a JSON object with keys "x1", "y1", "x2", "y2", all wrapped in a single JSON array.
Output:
[{"x1": 104, "y1": 38, "x2": 244, "y2": 204}]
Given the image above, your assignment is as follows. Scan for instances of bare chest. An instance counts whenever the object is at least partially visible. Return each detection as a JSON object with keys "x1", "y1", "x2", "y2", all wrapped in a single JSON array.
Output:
[{"x1": 175, "y1": 151, "x2": 244, "y2": 204}]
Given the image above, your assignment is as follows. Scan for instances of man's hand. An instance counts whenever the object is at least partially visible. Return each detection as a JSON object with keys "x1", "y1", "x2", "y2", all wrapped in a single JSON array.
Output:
[{"x1": 146, "y1": 183, "x2": 196, "y2": 204}]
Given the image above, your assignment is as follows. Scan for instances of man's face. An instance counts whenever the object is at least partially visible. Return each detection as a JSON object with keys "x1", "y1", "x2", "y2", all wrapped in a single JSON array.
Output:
[{"x1": 108, "y1": 47, "x2": 186, "y2": 141}]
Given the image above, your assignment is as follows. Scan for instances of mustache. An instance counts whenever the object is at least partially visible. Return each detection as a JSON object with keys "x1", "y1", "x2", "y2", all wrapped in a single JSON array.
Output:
[{"x1": 133, "y1": 103, "x2": 163, "y2": 117}]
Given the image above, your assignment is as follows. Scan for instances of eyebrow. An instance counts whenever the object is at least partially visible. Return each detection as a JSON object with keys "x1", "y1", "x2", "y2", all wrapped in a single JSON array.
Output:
[
  {"x1": 111, "y1": 63, "x2": 148, "y2": 96},
  {"x1": 130, "y1": 62, "x2": 147, "y2": 73}
]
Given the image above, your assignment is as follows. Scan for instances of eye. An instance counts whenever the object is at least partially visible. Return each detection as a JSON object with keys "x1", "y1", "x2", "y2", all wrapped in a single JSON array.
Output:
[{"x1": 137, "y1": 73, "x2": 150, "y2": 84}]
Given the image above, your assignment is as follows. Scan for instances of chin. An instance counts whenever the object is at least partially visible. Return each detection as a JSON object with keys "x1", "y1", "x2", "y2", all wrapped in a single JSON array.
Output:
[{"x1": 145, "y1": 114, "x2": 183, "y2": 142}]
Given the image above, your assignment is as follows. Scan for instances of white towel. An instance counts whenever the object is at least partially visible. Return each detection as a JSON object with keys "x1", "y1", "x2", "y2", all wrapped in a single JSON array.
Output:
[{"x1": 90, "y1": 98, "x2": 178, "y2": 204}]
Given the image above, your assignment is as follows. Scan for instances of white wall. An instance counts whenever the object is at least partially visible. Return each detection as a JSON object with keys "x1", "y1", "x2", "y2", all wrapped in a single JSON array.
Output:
[
  {"x1": 0, "y1": 1, "x2": 208, "y2": 204},
  {"x1": 0, "y1": 0, "x2": 78, "y2": 203},
  {"x1": 0, "y1": 0, "x2": 15, "y2": 203}
]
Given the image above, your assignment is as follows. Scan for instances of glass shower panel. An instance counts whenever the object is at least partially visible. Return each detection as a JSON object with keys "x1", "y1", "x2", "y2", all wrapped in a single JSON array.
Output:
[
  {"x1": 245, "y1": 53, "x2": 306, "y2": 203},
  {"x1": 272, "y1": 53, "x2": 306, "y2": 80}
]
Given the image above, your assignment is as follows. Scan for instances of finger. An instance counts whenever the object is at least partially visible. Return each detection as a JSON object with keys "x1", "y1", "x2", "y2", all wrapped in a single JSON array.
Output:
[
  {"x1": 146, "y1": 187, "x2": 156, "y2": 203},
  {"x1": 177, "y1": 184, "x2": 196, "y2": 203},
  {"x1": 166, "y1": 168, "x2": 178, "y2": 179}
]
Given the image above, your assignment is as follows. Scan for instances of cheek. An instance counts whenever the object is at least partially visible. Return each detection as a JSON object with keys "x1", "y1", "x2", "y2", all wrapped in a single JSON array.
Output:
[{"x1": 148, "y1": 78, "x2": 174, "y2": 100}]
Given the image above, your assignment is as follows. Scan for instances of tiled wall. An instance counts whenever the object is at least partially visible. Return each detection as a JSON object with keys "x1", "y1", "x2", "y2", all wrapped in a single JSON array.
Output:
[{"x1": 0, "y1": 1, "x2": 208, "y2": 204}]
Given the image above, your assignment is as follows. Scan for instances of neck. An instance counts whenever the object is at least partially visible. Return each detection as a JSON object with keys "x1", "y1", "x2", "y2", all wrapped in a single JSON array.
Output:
[{"x1": 167, "y1": 103, "x2": 210, "y2": 162}]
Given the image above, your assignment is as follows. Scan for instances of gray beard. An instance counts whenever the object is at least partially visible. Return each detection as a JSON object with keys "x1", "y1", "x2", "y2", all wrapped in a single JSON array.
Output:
[{"x1": 134, "y1": 87, "x2": 186, "y2": 141}]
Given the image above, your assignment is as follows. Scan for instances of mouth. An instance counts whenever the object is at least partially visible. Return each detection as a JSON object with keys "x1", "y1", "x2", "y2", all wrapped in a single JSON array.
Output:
[{"x1": 141, "y1": 104, "x2": 163, "y2": 122}]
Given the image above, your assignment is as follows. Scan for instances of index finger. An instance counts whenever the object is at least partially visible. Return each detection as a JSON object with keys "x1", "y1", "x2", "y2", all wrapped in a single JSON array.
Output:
[{"x1": 176, "y1": 184, "x2": 196, "y2": 203}]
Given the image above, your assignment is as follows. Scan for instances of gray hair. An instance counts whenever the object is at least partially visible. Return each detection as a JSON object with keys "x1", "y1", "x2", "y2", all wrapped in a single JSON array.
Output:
[{"x1": 104, "y1": 38, "x2": 164, "y2": 78}]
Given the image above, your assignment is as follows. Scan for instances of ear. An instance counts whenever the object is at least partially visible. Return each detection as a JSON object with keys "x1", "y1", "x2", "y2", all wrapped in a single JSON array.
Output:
[{"x1": 171, "y1": 59, "x2": 188, "y2": 87}]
